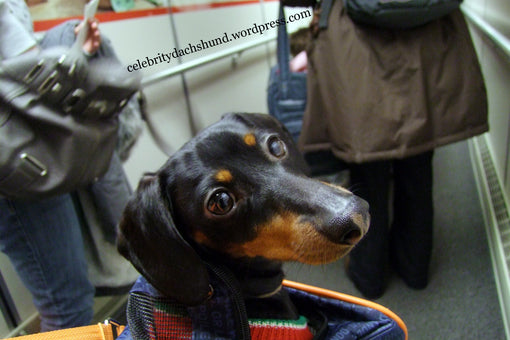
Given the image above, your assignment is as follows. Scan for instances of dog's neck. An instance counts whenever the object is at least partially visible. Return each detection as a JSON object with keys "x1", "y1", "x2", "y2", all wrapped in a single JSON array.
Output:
[
  {"x1": 201, "y1": 250, "x2": 300, "y2": 320},
  {"x1": 223, "y1": 256, "x2": 285, "y2": 298}
]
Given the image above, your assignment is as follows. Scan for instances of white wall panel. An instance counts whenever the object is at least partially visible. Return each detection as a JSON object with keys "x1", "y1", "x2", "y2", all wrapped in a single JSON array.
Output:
[
  {"x1": 464, "y1": 0, "x2": 510, "y2": 38},
  {"x1": 463, "y1": 0, "x2": 510, "y2": 202},
  {"x1": 106, "y1": 2, "x2": 312, "y2": 185},
  {"x1": 173, "y1": 4, "x2": 271, "y2": 130},
  {"x1": 101, "y1": 14, "x2": 194, "y2": 184}
]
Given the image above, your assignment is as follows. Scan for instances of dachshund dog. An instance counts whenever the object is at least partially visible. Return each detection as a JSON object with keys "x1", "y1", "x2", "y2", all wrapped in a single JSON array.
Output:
[{"x1": 117, "y1": 113, "x2": 370, "y2": 321}]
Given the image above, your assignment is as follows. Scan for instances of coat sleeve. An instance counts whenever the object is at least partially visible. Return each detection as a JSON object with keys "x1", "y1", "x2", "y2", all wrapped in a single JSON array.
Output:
[{"x1": 0, "y1": 0, "x2": 37, "y2": 59}]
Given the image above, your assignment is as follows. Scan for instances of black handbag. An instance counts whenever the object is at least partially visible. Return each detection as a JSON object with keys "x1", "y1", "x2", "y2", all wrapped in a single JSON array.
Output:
[
  {"x1": 343, "y1": 0, "x2": 462, "y2": 29},
  {"x1": 0, "y1": 40, "x2": 140, "y2": 199}
]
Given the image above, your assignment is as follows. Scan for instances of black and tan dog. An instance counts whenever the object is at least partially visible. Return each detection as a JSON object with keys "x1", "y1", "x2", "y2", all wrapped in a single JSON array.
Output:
[{"x1": 117, "y1": 113, "x2": 369, "y2": 320}]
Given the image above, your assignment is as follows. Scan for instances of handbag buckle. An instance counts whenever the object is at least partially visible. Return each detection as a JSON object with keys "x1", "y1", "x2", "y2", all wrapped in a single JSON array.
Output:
[
  {"x1": 20, "y1": 153, "x2": 47, "y2": 177},
  {"x1": 57, "y1": 54, "x2": 77, "y2": 76},
  {"x1": 84, "y1": 99, "x2": 110, "y2": 117},
  {"x1": 63, "y1": 88, "x2": 86, "y2": 113},
  {"x1": 38, "y1": 70, "x2": 59, "y2": 94},
  {"x1": 24, "y1": 59, "x2": 45, "y2": 83}
]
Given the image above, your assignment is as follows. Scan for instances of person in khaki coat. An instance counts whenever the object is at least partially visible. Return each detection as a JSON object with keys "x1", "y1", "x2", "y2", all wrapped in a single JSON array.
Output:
[{"x1": 298, "y1": 0, "x2": 488, "y2": 298}]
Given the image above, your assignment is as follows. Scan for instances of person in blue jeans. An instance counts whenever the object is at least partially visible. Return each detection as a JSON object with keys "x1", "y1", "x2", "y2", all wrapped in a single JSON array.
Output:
[
  {"x1": 0, "y1": 0, "x2": 101, "y2": 331},
  {"x1": 0, "y1": 196, "x2": 95, "y2": 331}
]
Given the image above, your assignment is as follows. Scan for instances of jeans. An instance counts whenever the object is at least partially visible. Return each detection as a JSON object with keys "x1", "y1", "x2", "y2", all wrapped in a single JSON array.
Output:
[
  {"x1": 347, "y1": 151, "x2": 434, "y2": 298},
  {"x1": 0, "y1": 194, "x2": 95, "y2": 331}
]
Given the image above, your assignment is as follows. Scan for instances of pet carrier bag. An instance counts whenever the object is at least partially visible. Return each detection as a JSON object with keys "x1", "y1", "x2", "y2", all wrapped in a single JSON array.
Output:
[
  {"x1": 116, "y1": 261, "x2": 408, "y2": 340},
  {"x1": 5, "y1": 263, "x2": 407, "y2": 339}
]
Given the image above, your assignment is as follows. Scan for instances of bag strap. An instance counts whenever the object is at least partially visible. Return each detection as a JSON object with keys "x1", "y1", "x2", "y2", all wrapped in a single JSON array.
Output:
[
  {"x1": 137, "y1": 90, "x2": 175, "y2": 156},
  {"x1": 276, "y1": 4, "x2": 292, "y2": 99},
  {"x1": 187, "y1": 261, "x2": 251, "y2": 340},
  {"x1": 7, "y1": 321, "x2": 125, "y2": 340},
  {"x1": 73, "y1": 0, "x2": 99, "y2": 53},
  {"x1": 318, "y1": 0, "x2": 335, "y2": 29}
]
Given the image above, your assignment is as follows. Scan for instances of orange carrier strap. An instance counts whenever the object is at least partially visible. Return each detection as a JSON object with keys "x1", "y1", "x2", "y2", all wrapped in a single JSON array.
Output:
[
  {"x1": 283, "y1": 280, "x2": 408, "y2": 340},
  {"x1": 6, "y1": 320, "x2": 125, "y2": 340}
]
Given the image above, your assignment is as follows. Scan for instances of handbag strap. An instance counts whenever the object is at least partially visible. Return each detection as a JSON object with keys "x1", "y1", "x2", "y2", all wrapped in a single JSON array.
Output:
[
  {"x1": 73, "y1": 0, "x2": 99, "y2": 53},
  {"x1": 276, "y1": 4, "x2": 292, "y2": 99}
]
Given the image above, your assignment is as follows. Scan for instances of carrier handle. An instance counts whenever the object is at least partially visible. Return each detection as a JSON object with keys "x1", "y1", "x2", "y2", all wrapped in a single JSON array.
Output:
[{"x1": 283, "y1": 280, "x2": 409, "y2": 340}]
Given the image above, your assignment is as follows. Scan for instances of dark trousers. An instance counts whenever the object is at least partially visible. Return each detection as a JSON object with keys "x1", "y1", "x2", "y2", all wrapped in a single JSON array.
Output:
[{"x1": 347, "y1": 151, "x2": 434, "y2": 298}]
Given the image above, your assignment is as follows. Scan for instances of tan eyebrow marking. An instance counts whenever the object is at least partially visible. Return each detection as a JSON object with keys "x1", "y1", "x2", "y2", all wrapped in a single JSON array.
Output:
[
  {"x1": 215, "y1": 169, "x2": 233, "y2": 183},
  {"x1": 243, "y1": 133, "x2": 257, "y2": 146}
]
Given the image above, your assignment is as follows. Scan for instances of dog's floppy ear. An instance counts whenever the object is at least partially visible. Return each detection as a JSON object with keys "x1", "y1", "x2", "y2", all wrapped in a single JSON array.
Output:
[{"x1": 117, "y1": 174, "x2": 210, "y2": 305}]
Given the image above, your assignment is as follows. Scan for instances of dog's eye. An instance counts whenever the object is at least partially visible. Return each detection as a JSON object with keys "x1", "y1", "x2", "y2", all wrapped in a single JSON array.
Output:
[
  {"x1": 207, "y1": 190, "x2": 234, "y2": 215},
  {"x1": 267, "y1": 136, "x2": 286, "y2": 158}
]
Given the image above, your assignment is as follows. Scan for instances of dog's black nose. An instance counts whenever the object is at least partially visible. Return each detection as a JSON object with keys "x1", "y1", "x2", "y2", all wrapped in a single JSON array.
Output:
[
  {"x1": 328, "y1": 216, "x2": 364, "y2": 245},
  {"x1": 320, "y1": 195, "x2": 369, "y2": 246},
  {"x1": 340, "y1": 223, "x2": 363, "y2": 245}
]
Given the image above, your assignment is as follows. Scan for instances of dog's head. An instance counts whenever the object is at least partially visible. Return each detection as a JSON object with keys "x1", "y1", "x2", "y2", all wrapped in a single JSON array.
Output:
[{"x1": 118, "y1": 113, "x2": 369, "y2": 305}]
